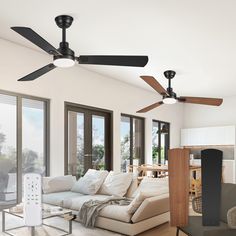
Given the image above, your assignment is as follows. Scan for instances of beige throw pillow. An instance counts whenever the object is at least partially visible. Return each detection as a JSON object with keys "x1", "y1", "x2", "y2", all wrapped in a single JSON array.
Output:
[
  {"x1": 99, "y1": 171, "x2": 133, "y2": 197},
  {"x1": 71, "y1": 169, "x2": 108, "y2": 195},
  {"x1": 227, "y1": 206, "x2": 236, "y2": 229},
  {"x1": 132, "y1": 177, "x2": 169, "y2": 198},
  {"x1": 43, "y1": 175, "x2": 76, "y2": 194}
]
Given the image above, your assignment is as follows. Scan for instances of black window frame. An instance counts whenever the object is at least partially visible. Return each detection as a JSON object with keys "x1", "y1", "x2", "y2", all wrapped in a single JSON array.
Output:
[
  {"x1": 152, "y1": 119, "x2": 170, "y2": 164},
  {"x1": 0, "y1": 89, "x2": 50, "y2": 208},
  {"x1": 120, "y1": 113, "x2": 145, "y2": 168},
  {"x1": 64, "y1": 102, "x2": 113, "y2": 176}
]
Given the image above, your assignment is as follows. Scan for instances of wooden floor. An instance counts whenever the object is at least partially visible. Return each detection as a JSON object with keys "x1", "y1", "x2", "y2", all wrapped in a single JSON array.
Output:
[
  {"x1": 138, "y1": 200, "x2": 198, "y2": 236},
  {"x1": 139, "y1": 222, "x2": 186, "y2": 236}
]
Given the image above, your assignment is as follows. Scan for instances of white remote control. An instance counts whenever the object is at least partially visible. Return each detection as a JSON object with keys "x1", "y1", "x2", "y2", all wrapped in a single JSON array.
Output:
[{"x1": 23, "y1": 173, "x2": 42, "y2": 226}]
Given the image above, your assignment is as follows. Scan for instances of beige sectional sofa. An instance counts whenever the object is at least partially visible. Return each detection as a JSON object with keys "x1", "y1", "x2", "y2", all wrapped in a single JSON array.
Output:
[{"x1": 42, "y1": 171, "x2": 170, "y2": 235}]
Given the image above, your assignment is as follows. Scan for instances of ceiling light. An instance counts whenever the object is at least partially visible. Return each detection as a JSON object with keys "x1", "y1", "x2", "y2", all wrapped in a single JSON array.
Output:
[
  {"x1": 53, "y1": 58, "x2": 75, "y2": 68},
  {"x1": 163, "y1": 97, "x2": 177, "y2": 105}
]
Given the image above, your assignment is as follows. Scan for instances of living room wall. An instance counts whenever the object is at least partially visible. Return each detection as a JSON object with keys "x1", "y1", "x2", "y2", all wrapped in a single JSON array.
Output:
[
  {"x1": 183, "y1": 96, "x2": 236, "y2": 128},
  {"x1": 0, "y1": 38, "x2": 184, "y2": 176}
]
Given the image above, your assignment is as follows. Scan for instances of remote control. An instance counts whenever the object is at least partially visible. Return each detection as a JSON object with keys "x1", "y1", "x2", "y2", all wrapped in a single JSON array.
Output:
[{"x1": 23, "y1": 173, "x2": 42, "y2": 226}]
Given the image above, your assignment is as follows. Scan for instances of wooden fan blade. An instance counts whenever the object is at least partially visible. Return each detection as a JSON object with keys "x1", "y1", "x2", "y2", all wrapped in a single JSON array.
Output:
[
  {"x1": 137, "y1": 101, "x2": 163, "y2": 113},
  {"x1": 179, "y1": 96, "x2": 223, "y2": 106},
  {"x1": 140, "y1": 76, "x2": 168, "y2": 96}
]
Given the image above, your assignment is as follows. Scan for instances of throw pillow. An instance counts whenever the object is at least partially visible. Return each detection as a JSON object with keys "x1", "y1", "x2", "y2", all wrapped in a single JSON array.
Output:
[
  {"x1": 99, "y1": 171, "x2": 133, "y2": 197},
  {"x1": 132, "y1": 177, "x2": 169, "y2": 198},
  {"x1": 126, "y1": 174, "x2": 138, "y2": 198},
  {"x1": 227, "y1": 206, "x2": 236, "y2": 229},
  {"x1": 42, "y1": 175, "x2": 76, "y2": 194},
  {"x1": 71, "y1": 169, "x2": 108, "y2": 195}
]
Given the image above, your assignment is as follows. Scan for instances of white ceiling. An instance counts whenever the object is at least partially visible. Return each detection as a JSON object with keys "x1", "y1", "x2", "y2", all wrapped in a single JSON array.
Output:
[{"x1": 1, "y1": 0, "x2": 236, "y2": 97}]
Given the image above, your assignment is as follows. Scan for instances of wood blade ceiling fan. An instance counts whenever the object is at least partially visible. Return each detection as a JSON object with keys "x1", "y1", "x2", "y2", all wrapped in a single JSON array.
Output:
[
  {"x1": 11, "y1": 15, "x2": 148, "y2": 81},
  {"x1": 137, "y1": 70, "x2": 223, "y2": 113}
]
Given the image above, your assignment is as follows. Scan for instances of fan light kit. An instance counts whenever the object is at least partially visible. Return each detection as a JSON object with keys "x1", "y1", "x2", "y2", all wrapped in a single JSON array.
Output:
[
  {"x1": 163, "y1": 97, "x2": 177, "y2": 104},
  {"x1": 53, "y1": 57, "x2": 75, "y2": 68},
  {"x1": 137, "y1": 70, "x2": 223, "y2": 113},
  {"x1": 11, "y1": 15, "x2": 148, "y2": 81}
]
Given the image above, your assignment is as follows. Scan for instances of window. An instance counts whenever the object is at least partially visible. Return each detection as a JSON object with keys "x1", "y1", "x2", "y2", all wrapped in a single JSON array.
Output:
[
  {"x1": 152, "y1": 120, "x2": 170, "y2": 164},
  {"x1": 120, "y1": 114, "x2": 145, "y2": 172},
  {"x1": 0, "y1": 90, "x2": 49, "y2": 209},
  {"x1": 65, "y1": 103, "x2": 113, "y2": 178}
]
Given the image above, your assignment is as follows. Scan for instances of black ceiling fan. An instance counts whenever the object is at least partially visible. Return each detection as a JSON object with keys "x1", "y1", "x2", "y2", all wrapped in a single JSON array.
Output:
[
  {"x1": 11, "y1": 15, "x2": 148, "y2": 81},
  {"x1": 137, "y1": 70, "x2": 223, "y2": 113}
]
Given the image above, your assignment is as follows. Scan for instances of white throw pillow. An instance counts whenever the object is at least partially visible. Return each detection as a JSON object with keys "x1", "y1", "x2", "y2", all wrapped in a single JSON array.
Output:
[
  {"x1": 42, "y1": 175, "x2": 76, "y2": 194},
  {"x1": 99, "y1": 171, "x2": 133, "y2": 197},
  {"x1": 127, "y1": 191, "x2": 159, "y2": 214},
  {"x1": 132, "y1": 177, "x2": 169, "y2": 198},
  {"x1": 126, "y1": 174, "x2": 138, "y2": 198},
  {"x1": 71, "y1": 169, "x2": 108, "y2": 195}
]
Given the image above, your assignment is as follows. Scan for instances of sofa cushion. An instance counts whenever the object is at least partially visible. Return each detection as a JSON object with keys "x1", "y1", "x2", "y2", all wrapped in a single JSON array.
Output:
[
  {"x1": 131, "y1": 193, "x2": 169, "y2": 223},
  {"x1": 221, "y1": 183, "x2": 236, "y2": 223},
  {"x1": 42, "y1": 175, "x2": 76, "y2": 194},
  {"x1": 99, "y1": 205, "x2": 132, "y2": 223},
  {"x1": 180, "y1": 216, "x2": 229, "y2": 236},
  {"x1": 63, "y1": 194, "x2": 132, "y2": 223},
  {"x1": 71, "y1": 169, "x2": 108, "y2": 195},
  {"x1": 99, "y1": 171, "x2": 133, "y2": 197},
  {"x1": 132, "y1": 177, "x2": 169, "y2": 198},
  {"x1": 63, "y1": 194, "x2": 110, "y2": 210},
  {"x1": 43, "y1": 191, "x2": 81, "y2": 206},
  {"x1": 127, "y1": 191, "x2": 160, "y2": 214}
]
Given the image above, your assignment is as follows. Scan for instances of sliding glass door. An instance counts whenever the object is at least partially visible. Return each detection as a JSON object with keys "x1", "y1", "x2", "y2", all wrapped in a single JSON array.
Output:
[
  {"x1": 0, "y1": 94, "x2": 17, "y2": 207},
  {"x1": 0, "y1": 91, "x2": 49, "y2": 209},
  {"x1": 65, "y1": 103, "x2": 112, "y2": 178},
  {"x1": 22, "y1": 98, "x2": 46, "y2": 175},
  {"x1": 120, "y1": 114, "x2": 145, "y2": 172}
]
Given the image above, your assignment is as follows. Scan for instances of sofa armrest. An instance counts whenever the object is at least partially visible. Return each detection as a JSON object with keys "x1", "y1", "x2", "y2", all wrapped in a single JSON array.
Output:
[{"x1": 131, "y1": 193, "x2": 169, "y2": 223}]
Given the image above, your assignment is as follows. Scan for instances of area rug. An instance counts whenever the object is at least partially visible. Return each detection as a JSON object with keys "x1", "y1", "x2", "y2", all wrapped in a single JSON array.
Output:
[{"x1": 0, "y1": 213, "x2": 122, "y2": 236}]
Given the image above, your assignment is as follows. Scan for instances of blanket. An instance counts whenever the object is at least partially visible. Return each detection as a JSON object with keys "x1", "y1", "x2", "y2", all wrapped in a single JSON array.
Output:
[{"x1": 78, "y1": 197, "x2": 131, "y2": 227}]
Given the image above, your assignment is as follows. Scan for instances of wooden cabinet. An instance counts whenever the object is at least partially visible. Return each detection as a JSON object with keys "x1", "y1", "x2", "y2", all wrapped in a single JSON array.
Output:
[
  {"x1": 181, "y1": 126, "x2": 235, "y2": 147},
  {"x1": 168, "y1": 148, "x2": 189, "y2": 227}
]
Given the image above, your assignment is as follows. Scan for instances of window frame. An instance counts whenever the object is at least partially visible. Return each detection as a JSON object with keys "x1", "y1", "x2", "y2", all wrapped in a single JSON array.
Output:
[
  {"x1": 152, "y1": 119, "x2": 170, "y2": 164},
  {"x1": 121, "y1": 113, "x2": 145, "y2": 168},
  {"x1": 0, "y1": 89, "x2": 50, "y2": 207},
  {"x1": 64, "y1": 102, "x2": 113, "y2": 175}
]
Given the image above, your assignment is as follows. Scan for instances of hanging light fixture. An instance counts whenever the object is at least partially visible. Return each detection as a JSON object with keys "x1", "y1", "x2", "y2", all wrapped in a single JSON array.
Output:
[{"x1": 156, "y1": 124, "x2": 169, "y2": 134}]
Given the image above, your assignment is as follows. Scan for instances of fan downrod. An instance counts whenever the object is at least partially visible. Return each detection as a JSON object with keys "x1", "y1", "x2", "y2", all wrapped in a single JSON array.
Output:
[{"x1": 55, "y1": 15, "x2": 73, "y2": 29}]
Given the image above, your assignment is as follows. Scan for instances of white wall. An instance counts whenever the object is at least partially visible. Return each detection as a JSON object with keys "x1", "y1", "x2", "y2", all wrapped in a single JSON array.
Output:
[
  {"x1": 0, "y1": 39, "x2": 184, "y2": 176},
  {"x1": 183, "y1": 96, "x2": 236, "y2": 128}
]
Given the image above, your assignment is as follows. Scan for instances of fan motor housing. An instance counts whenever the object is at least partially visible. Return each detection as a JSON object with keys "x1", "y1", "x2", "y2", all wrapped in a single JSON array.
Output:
[
  {"x1": 163, "y1": 87, "x2": 177, "y2": 99},
  {"x1": 57, "y1": 42, "x2": 75, "y2": 57}
]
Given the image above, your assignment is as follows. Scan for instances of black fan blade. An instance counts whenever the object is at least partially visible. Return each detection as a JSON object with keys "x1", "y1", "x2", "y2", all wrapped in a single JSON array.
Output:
[
  {"x1": 11, "y1": 27, "x2": 61, "y2": 56},
  {"x1": 77, "y1": 55, "x2": 148, "y2": 67},
  {"x1": 18, "y1": 64, "x2": 56, "y2": 81}
]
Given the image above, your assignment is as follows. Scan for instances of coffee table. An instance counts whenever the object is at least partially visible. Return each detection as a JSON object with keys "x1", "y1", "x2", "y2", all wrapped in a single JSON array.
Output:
[{"x1": 2, "y1": 205, "x2": 73, "y2": 236}]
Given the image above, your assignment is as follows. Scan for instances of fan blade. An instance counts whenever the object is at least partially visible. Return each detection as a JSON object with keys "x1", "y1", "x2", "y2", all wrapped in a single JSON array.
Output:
[
  {"x1": 140, "y1": 76, "x2": 168, "y2": 95},
  {"x1": 137, "y1": 101, "x2": 163, "y2": 113},
  {"x1": 179, "y1": 96, "x2": 223, "y2": 106},
  {"x1": 11, "y1": 27, "x2": 61, "y2": 56},
  {"x1": 18, "y1": 63, "x2": 56, "y2": 81},
  {"x1": 77, "y1": 55, "x2": 148, "y2": 67}
]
